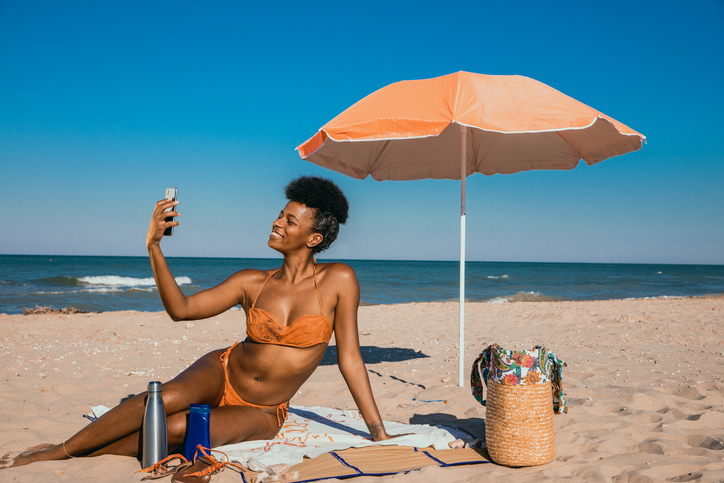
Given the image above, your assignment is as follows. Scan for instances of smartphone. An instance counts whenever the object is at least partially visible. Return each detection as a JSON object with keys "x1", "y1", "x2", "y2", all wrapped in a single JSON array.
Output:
[{"x1": 163, "y1": 188, "x2": 178, "y2": 236}]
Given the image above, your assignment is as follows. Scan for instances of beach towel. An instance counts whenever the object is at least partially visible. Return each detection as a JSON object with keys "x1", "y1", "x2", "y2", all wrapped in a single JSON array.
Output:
[
  {"x1": 215, "y1": 406, "x2": 470, "y2": 470},
  {"x1": 89, "y1": 405, "x2": 480, "y2": 472}
]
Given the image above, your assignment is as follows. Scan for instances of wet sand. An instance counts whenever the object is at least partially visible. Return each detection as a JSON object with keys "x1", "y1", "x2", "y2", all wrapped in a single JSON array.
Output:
[{"x1": 1, "y1": 296, "x2": 723, "y2": 482}]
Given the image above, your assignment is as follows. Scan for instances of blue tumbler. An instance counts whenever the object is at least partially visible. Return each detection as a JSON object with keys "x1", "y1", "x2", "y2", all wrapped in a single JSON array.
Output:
[{"x1": 183, "y1": 404, "x2": 211, "y2": 461}]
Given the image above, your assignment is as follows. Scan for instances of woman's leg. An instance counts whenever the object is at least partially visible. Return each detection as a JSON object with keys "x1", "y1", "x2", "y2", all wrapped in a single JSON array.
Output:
[
  {"x1": 86, "y1": 404, "x2": 282, "y2": 458},
  {"x1": 1, "y1": 348, "x2": 228, "y2": 468}
]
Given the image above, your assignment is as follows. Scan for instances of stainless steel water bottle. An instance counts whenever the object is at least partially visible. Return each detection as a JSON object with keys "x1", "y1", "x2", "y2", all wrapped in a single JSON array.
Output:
[{"x1": 142, "y1": 381, "x2": 167, "y2": 468}]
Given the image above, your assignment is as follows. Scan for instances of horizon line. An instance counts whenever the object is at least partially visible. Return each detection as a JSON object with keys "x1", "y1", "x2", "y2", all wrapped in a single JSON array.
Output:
[{"x1": 1, "y1": 253, "x2": 722, "y2": 267}]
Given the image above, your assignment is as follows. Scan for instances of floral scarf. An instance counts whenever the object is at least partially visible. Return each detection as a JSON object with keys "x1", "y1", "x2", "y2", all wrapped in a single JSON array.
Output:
[{"x1": 471, "y1": 344, "x2": 568, "y2": 414}]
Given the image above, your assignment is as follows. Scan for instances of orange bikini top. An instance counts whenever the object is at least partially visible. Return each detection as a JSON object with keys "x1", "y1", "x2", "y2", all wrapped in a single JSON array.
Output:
[{"x1": 246, "y1": 265, "x2": 332, "y2": 348}]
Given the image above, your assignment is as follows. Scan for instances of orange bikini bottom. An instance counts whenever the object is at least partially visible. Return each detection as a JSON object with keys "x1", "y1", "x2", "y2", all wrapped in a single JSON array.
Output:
[{"x1": 218, "y1": 343, "x2": 289, "y2": 427}]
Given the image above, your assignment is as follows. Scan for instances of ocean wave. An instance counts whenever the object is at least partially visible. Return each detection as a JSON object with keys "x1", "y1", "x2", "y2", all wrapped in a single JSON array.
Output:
[
  {"x1": 78, "y1": 275, "x2": 155, "y2": 286},
  {"x1": 77, "y1": 275, "x2": 192, "y2": 287},
  {"x1": 622, "y1": 295, "x2": 685, "y2": 301},
  {"x1": 486, "y1": 274, "x2": 510, "y2": 279},
  {"x1": 28, "y1": 275, "x2": 192, "y2": 292},
  {"x1": 83, "y1": 287, "x2": 127, "y2": 293},
  {"x1": 486, "y1": 291, "x2": 569, "y2": 303},
  {"x1": 26, "y1": 288, "x2": 123, "y2": 295},
  {"x1": 36, "y1": 276, "x2": 82, "y2": 287}
]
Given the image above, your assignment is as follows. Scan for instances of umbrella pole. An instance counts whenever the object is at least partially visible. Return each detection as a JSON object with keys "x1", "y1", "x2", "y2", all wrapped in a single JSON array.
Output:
[{"x1": 459, "y1": 125, "x2": 467, "y2": 387}]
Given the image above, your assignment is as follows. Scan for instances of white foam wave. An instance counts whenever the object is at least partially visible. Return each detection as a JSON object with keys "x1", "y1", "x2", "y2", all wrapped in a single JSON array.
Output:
[
  {"x1": 29, "y1": 286, "x2": 160, "y2": 296},
  {"x1": 85, "y1": 287, "x2": 126, "y2": 293},
  {"x1": 486, "y1": 291, "x2": 561, "y2": 303},
  {"x1": 29, "y1": 288, "x2": 123, "y2": 295},
  {"x1": 77, "y1": 275, "x2": 192, "y2": 287},
  {"x1": 486, "y1": 274, "x2": 510, "y2": 279},
  {"x1": 622, "y1": 295, "x2": 685, "y2": 301}
]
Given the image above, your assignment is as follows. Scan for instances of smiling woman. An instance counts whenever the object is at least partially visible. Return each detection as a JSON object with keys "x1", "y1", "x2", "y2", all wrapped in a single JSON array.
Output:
[
  {"x1": 0, "y1": 176, "x2": 398, "y2": 472},
  {"x1": 274, "y1": 176, "x2": 349, "y2": 254}
]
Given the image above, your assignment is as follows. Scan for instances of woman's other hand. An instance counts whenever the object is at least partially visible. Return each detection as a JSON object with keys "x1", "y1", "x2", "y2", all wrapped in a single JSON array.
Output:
[
  {"x1": 367, "y1": 422, "x2": 413, "y2": 441},
  {"x1": 146, "y1": 198, "x2": 179, "y2": 249}
]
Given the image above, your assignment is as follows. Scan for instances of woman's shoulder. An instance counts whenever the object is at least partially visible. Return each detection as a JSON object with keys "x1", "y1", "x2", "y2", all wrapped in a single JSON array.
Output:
[
  {"x1": 225, "y1": 267, "x2": 279, "y2": 284},
  {"x1": 223, "y1": 268, "x2": 281, "y2": 306},
  {"x1": 316, "y1": 262, "x2": 358, "y2": 282},
  {"x1": 316, "y1": 261, "x2": 355, "y2": 273}
]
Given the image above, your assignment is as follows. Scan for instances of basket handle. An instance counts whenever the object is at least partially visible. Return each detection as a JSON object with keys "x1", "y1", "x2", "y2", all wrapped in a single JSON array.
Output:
[
  {"x1": 470, "y1": 345, "x2": 493, "y2": 406},
  {"x1": 477, "y1": 356, "x2": 486, "y2": 398}
]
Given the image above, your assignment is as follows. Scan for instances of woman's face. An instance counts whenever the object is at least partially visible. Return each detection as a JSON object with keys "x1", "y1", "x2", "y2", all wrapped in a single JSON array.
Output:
[{"x1": 268, "y1": 201, "x2": 322, "y2": 253}]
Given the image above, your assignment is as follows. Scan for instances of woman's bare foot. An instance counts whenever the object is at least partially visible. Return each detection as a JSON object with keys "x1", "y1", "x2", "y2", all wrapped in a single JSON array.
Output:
[
  {"x1": 0, "y1": 444, "x2": 65, "y2": 469},
  {"x1": 24, "y1": 443, "x2": 56, "y2": 452}
]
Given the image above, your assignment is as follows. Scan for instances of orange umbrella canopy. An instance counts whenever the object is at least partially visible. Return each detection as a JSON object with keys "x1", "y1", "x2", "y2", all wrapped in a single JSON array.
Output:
[
  {"x1": 297, "y1": 71, "x2": 646, "y2": 387},
  {"x1": 297, "y1": 71, "x2": 646, "y2": 180}
]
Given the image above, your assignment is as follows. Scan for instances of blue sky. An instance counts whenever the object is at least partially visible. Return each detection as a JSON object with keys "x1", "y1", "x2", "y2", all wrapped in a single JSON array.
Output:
[{"x1": 1, "y1": 1, "x2": 722, "y2": 264}]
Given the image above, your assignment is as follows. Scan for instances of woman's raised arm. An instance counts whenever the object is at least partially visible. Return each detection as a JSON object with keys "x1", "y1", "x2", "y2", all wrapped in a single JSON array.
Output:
[
  {"x1": 146, "y1": 198, "x2": 245, "y2": 321},
  {"x1": 332, "y1": 264, "x2": 393, "y2": 441}
]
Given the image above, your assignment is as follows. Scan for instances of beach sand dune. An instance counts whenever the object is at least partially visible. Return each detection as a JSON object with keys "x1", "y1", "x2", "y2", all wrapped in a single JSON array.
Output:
[{"x1": 1, "y1": 296, "x2": 723, "y2": 482}]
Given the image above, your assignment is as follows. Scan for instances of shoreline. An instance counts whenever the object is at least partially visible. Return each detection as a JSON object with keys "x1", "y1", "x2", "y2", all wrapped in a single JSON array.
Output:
[
  {"x1": 1, "y1": 297, "x2": 723, "y2": 481},
  {"x1": 13, "y1": 291, "x2": 724, "y2": 316}
]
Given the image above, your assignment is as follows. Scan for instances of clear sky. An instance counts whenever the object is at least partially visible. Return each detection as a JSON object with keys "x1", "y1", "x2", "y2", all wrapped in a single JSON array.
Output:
[{"x1": 1, "y1": 1, "x2": 722, "y2": 264}]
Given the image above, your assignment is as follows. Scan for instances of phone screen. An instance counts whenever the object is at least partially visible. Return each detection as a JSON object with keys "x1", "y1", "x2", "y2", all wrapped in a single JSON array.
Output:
[{"x1": 163, "y1": 188, "x2": 178, "y2": 236}]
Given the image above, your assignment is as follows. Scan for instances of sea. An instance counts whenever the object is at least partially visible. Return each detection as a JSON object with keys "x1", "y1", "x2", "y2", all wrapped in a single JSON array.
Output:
[{"x1": 1, "y1": 255, "x2": 723, "y2": 315}]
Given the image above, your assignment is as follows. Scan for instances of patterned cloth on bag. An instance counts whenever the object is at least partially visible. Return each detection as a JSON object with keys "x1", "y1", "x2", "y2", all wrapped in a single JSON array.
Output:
[{"x1": 471, "y1": 343, "x2": 568, "y2": 414}]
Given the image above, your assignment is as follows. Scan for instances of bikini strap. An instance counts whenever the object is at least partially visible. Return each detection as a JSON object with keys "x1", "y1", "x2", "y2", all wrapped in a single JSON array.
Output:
[
  {"x1": 312, "y1": 263, "x2": 324, "y2": 317},
  {"x1": 252, "y1": 266, "x2": 323, "y2": 316},
  {"x1": 220, "y1": 342, "x2": 238, "y2": 367},
  {"x1": 251, "y1": 269, "x2": 280, "y2": 308},
  {"x1": 276, "y1": 402, "x2": 289, "y2": 427}
]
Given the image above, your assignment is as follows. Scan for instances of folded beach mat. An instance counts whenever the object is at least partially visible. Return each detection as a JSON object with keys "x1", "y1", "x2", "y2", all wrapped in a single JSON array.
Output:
[{"x1": 241, "y1": 446, "x2": 490, "y2": 482}]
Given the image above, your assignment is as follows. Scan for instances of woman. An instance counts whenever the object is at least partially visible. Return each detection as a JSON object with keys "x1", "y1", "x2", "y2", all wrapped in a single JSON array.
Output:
[{"x1": 1, "y1": 176, "x2": 394, "y2": 469}]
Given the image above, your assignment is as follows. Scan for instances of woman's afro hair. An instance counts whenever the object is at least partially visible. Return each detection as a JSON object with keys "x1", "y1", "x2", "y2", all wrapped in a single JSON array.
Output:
[{"x1": 285, "y1": 176, "x2": 349, "y2": 254}]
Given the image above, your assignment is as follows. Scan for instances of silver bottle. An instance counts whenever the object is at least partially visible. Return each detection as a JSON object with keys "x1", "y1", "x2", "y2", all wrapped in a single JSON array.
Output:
[{"x1": 142, "y1": 381, "x2": 167, "y2": 468}]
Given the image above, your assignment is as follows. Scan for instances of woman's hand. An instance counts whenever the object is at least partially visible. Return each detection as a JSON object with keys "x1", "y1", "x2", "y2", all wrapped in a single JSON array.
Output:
[
  {"x1": 145, "y1": 197, "x2": 245, "y2": 322},
  {"x1": 146, "y1": 198, "x2": 179, "y2": 249},
  {"x1": 367, "y1": 422, "x2": 412, "y2": 441},
  {"x1": 367, "y1": 421, "x2": 390, "y2": 441}
]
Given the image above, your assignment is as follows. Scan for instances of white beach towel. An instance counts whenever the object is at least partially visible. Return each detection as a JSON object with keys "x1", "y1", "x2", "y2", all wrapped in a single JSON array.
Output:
[{"x1": 89, "y1": 405, "x2": 468, "y2": 470}]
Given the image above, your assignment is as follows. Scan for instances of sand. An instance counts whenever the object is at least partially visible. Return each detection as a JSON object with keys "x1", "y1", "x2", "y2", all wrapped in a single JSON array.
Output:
[{"x1": 1, "y1": 296, "x2": 723, "y2": 482}]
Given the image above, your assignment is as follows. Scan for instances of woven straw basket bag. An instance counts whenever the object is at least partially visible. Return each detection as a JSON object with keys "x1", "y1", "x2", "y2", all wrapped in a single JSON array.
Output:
[{"x1": 471, "y1": 344, "x2": 567, "y2": 467}]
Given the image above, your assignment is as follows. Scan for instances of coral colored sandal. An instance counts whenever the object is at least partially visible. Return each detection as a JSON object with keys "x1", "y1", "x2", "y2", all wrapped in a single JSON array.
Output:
[
  {"x1": 171, "y1": 446, "x2": 247, "y2": 483},
  {"x1": 137, "y1": 446, "x2": 247, "y2": 482},
  {"x1": 137, "y1": 454, "x2": 193, "y2": 480}
]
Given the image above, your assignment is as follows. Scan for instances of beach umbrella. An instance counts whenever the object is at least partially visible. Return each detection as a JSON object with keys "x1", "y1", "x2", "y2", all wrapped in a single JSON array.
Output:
[{"x1": 296, "y1": 71, "x2": 646, "y2": 386}]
